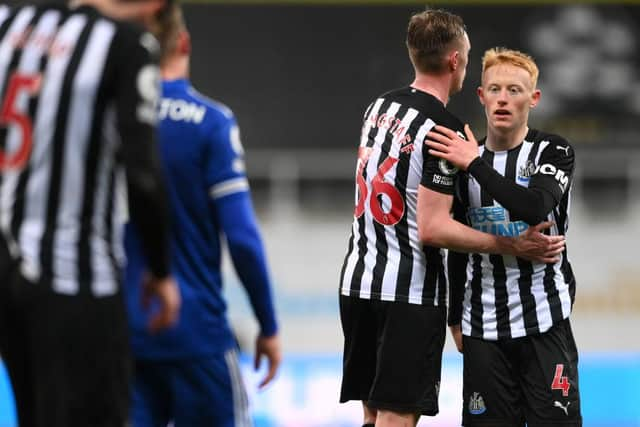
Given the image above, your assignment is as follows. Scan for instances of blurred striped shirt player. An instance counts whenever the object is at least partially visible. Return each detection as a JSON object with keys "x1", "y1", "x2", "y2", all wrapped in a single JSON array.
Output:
[
  {"x1": 0, "y1": 2, "x2": 174, "y2": 426},
  {"x1": 0, "y1": 4, "x2": 170, "y2": 296}
]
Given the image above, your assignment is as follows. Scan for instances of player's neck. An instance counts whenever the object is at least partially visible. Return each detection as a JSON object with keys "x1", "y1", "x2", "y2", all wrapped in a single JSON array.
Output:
[
  {"x1": 485, "y1": 125, "x2": 529, "y2": 152},
  {"x1": 410, "y1": 74, "x2": 450, "y2": 106},
  {"x1": 161, "y1": 56, "x2": 189, "y2": 81}
]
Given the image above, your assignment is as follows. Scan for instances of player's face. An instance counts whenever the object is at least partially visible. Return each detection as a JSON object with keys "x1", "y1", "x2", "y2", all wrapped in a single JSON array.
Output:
[
  {"x1": 450, "y1": 33, "x2": 471, "y2": 96},
  {"x1": 478, "y1": 63, "x2": 540, "y2": 134}
]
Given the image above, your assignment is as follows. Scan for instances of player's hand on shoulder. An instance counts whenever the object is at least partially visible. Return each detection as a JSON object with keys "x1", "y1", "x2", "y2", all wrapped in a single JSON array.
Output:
[
  {"x1": 425, "y1": 124, "x2": 480, "y2": 171},
  {"x1": 142, "y1": 274, "x2": 181, "y2": 333},
  {"x1": 514, "y1": 221, "x2": 565, "y2": 264},
  {"x1": 254, "y1": 333, "x2": 282, "y2": 390}
]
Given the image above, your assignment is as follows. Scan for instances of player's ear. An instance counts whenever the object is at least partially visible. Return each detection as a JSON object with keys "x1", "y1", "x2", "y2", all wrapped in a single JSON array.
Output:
[
  {"x1": 477, "y1": 86, "x2": 485, "y2": 105},
  {"x1": 178, "y1": 30, "x2": 191, "y2": 55},
  {"x1": 530, "y1": 88, "x2": 541, "y2": 108},
  {"x1": 449, "y1": 50, "x2": 459, "y2": 71}
]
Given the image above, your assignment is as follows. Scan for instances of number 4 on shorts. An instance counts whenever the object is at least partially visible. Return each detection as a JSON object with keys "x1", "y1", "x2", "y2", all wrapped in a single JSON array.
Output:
[{"x1": 551, "y1": 364, "x2": 570, "y2": 397}]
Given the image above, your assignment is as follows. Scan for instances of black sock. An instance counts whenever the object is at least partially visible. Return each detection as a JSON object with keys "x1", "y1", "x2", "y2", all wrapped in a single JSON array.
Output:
[{"x1": 362, "y1": 424, "x2": 375, "y2": 427}]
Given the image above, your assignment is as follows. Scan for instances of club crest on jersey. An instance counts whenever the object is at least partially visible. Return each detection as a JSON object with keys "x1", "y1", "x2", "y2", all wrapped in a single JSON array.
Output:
[
  {"x1": 438, "y1": 159, "x2": 458, "y2": 176},
  {"x1": 469, "y1": 392, "x2": 486, "y2": 415},
  {"x1": 517, "y1": 160, "x2": 536, "y2": 184}
]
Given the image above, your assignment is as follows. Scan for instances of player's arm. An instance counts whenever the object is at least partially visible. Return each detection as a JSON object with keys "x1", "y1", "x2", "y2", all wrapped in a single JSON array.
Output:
[
  {"x1": 206, "y1": 117, "x2": 281, "y2": 388},
  {"x1": 419, "y1": 186, "x2": 533, "y2": 254},
  {"x1": 113, "y1": 29, "x2": 178, "y2": 331},
  {"x1": 215, "y1": 192, "x2": 281, "y2": 387},
  {"x1": 217, "y1": 193, "x2": 278, "y2": 338},
  {"x1": 448, "y1": 199, "x2": 467, "y2": 353},
  {"x1": 426, "y1": 125, "x2": 574, "y2": 225},
  {"x1": 418, "y1": 151, "x2": 564, "y2": 261}
]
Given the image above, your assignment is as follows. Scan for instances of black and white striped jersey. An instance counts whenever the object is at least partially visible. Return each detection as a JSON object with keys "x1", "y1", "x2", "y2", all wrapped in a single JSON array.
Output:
[
  {"x1": 456, "y1": 129, "x2": 576, "y2": 339},
  {"x1": 340, "y1": 87, "x2": 464, "y2": 306},
  {"x1": 0, "y1": 5, "x2": 170, "y2": 297}
]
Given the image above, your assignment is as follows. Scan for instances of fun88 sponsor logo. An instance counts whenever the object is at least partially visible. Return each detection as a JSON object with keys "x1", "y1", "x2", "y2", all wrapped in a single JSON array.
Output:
[{"x1": 467, "y1": 206, "x2": 528, "y2": 237}]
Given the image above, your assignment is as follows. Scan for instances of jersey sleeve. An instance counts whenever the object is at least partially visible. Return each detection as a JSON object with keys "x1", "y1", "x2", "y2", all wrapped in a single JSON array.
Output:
[
  {"x1": 448, "y1": 196, "x2": 469, "y2": 326},
  {"x1": 204, "y1": 113, "x2": 249, "y2": 200},
  {"x1": 113, "y1": 27, "x2": 171, "y2": 278},
  {"x1": 421, "y1": 115, "x2": 465, "y2": 194},
  {"x1": 466, "y1": 136, "x2": 574, "y2": 225},
  {"x1": 203, "y1": 113, "x2": 278, "y2": 336},
  {"x1": 214, "y1": 193, "x2": 279, "y2": 337},
  {"x1": 528, "y1": 136, "x2": 574, "y2": 202}
]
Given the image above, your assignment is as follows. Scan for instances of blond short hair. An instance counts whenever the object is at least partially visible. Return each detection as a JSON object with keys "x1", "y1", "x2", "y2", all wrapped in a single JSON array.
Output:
[{"x1": 481, "y1": 47, "x2": 539, "y2": 89}]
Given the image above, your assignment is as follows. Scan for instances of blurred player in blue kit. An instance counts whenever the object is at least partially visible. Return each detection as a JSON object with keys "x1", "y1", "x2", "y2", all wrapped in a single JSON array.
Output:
[{"x1": 124, "y1": 4, "x2": 282, "y2": 426}]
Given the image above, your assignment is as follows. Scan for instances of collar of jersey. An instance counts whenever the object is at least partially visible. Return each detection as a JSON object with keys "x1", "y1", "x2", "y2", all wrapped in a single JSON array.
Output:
[{"x1": 162, "y1": 78, "x2": 189, "y2": 89}]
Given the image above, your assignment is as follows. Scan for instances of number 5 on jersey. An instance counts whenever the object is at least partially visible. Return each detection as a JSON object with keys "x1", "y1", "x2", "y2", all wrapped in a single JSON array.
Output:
[
  {"x1": 0, "y1": 72, "x2": 42, "y2": 170},
  {"x1": 354, "y1": 147, "x2": 405, "y2": 226}
]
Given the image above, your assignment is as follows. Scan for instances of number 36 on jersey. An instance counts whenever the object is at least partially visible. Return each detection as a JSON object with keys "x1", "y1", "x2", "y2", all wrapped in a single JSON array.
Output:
[{"x1": 354, "y1": 147, "x2": 405, "y2": 226}]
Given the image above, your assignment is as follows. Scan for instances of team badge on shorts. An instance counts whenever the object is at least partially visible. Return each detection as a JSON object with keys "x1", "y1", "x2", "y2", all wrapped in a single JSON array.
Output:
[{"x1": 468, "y1": 392, "x2": 486, "y2": 415}]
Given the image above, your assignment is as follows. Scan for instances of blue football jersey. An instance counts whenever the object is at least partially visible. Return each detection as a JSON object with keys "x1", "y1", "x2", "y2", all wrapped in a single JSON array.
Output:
[{"x1": 124, "y1": 79, "x2": 276, "y2": 359}]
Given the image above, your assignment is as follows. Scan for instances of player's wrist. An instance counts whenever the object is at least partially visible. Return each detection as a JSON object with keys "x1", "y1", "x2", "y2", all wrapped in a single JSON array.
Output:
[
  {"x1": 259, "y1": 323, "x2": 278, "y2": 338},
  {"x1": 496, "y1": 235, "x2": 517, "y2": 257},
  {"x1": 466, "y1": 156, "x2": 482, "y2": 173}
]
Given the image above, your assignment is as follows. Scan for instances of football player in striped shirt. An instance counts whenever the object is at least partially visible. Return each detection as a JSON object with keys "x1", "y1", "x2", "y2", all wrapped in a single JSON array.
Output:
[
  {"x1": 339, "y1": 11, "x2": 566, "y2": 427},
  {"x1": 427, "y1": 48, "x2": 582, "y2": 426},
  {"x1": 124, "y1": 4, "x2": 281, "y2": 427},
  {"x1": 0, "y1": 1, "x2": 179, "y2": 426}
]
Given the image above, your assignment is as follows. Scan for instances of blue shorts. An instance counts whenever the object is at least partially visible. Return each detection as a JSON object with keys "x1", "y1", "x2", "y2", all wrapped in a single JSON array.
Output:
[{"x1": 130, "y1": 349, "x2": 252, "y2": 427}]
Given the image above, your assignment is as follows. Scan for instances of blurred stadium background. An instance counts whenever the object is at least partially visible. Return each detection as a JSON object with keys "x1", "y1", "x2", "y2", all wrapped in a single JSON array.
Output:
[{"x1": 1, "y1": 1, "x2": 639, "y2": 426}]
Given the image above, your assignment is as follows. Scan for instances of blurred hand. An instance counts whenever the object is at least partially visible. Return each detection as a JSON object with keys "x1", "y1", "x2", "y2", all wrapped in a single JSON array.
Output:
[
  {"x1": 425, "y1": 124, "x2": 480, "y2": 171},
  {"x1": 254, "y1": 334, "x2": 282, "y2": 389},
  {"x1": 449, "y1": 324, "x2": 463, "y2": 353},
  {"x1": 141, "y1": 274, "x2": 181, "y2": 333},
  {"x1": 514, "y1": 221, "x2": 565, "y2": 263},
  {"x1": 90, "y1": 0, "x2": 167, "y2": 27}
]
